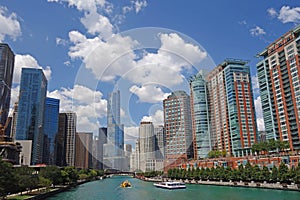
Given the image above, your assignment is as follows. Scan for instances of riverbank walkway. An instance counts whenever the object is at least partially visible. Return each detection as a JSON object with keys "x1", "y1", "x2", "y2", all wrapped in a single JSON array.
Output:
[{"x1": 142, "y1": 177, "x2": 300, "y2": 192}]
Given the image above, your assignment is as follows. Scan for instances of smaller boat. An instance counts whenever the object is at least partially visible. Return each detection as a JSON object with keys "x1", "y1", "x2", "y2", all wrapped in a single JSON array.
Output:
[
  {"x1": 153, "y1": 181, "x2": 186, "y2": 189},
  {"x1": 120, "y1": 180, "x2": 132, "y2": 188}
]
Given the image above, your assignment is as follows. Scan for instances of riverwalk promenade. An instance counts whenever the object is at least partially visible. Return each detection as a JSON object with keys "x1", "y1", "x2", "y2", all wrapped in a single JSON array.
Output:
[{"x1": 142, "y1": 177, "x2": 300, "y2": 192}]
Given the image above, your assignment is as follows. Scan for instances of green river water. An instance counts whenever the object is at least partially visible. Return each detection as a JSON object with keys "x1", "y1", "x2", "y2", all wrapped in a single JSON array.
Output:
[{"x1": 47, "y1": 176, "x2": 300, "y2": 200}]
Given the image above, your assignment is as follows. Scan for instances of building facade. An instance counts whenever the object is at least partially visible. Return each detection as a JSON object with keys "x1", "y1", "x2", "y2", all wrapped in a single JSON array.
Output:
[
  {"x1": 207, "y1": 59, "x2": 257, "y2": 157},
  {"x1": 163, "y1": 90, "x2": 193, "y2": 171},
  {"x1": 257, "y1": 25, "x2": 300, "y2": 150},
  {"x1": 55, "y1": 112, "x2": 77, "y2": 166},
  {"x1": 138, "y1": 121, "x2": 156, "y2": 172},
  {"x1": 75, "y1": 132, "x2": 93, "y2": 169},
  {"x1": 190, "y1": 71, "x2": 211, "y2": 159},
  {"x1": 0, "y1": 43, "x2": 14, "y2": 132},
  {"x1": 93, "y1": 127, "x2": 107, "y2": 170},
  {"x1": 43, "y1": 97, "x2": 59, "y2": 165},
  {"x1": 15, "y1": 68, "x2": 47, "y2": 165},
  {"x1": 104, "y1": 90, "x2": 125, "y2": 170},
  {"x1": 154, "y1": 125, "x2": 165, "y2": 160}
]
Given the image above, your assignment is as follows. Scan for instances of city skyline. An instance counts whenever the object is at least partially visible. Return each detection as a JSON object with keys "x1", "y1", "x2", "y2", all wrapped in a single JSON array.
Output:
[{"x1": 0, "y1": 1, "x2": 300, "y2": 147}]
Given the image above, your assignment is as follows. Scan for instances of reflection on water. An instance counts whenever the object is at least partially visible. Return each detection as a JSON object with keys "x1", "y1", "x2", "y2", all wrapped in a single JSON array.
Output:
[{"x1": 47, "y1": 176, "x2": 300, "y2": 200}]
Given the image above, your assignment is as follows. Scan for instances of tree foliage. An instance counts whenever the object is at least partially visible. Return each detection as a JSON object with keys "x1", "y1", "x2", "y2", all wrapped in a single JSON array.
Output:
[{"x1": 167, "y1": 161, "x2": 298, "y2": 184}]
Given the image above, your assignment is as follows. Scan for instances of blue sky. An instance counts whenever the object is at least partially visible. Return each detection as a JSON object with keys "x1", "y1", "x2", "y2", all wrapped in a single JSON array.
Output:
[{"x1": 1, "y1": 0, "x2": 300, "y2": 146}]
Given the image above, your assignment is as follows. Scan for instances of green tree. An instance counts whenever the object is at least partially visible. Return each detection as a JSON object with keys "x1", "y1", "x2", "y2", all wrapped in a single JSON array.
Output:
[
  {"x1": 293, "y1": 163, "x2": 300, "y2": 184},
  {"x1": 261, "y1": 166, "x2": 271, "y2": 182},
  {"x1": 270, "y1": 166, "x2": 278, "y2": 183},
  {"x1": 14, "y1": 166, "x2": 38, "y2": 194},
  {"x1": 252, "y1": 165, "x2": 262, "y2": 182},
  {"x1": 39, "y1": 165, "x2": 62, "y2": 186},
  {"x1": 278, "y1": 162, "x2": 289, "y2": 183},
  {"x1": 61, "y1": 166, "x2": 78, "y2": 184},
  {"x1": 243, "y1": 162, "x2": 252, "y2": 182},
  {"x1": 38, "y1": 176, "x2": 52, "y2": 191},
  {"x1": 0, "y1": 158, "x2": 16, "y2": 197}
]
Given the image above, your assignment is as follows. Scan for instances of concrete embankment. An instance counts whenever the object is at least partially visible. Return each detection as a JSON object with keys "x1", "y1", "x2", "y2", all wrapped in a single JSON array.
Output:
[{"x1": 141, "y1": 177, "x2": 300, "y2": 192}]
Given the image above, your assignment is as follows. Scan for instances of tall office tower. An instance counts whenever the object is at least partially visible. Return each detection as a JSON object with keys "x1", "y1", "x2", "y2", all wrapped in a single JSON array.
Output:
[
  {"x1": 124, "y1": 144, "x2": 132, "y2": 170},
  {"x1": 10, "y1": 102, "x2": 18, "y2": 140},
  {"x1": 163, "y1": 91, "x2": 193, "y2": 171},
  {"x1": 97, "y1": 127, "x2": 107, "y2": 170},
  {"x1": 55, "y1": 113, "x2": 67, "y2": 166},
  {"x1": 124, "y1": 144, "x2": 132, "y2": 156},
  {"x1": 16, "y1": 68, "x2": 47, "y2": 165},
  {"x1": 75, "y1": 132, "x2": 93, "y2": 169},
  {"x1": 138, "y1": 121, "x2": 156, "y2": 172},
  {"x1": 107, "y1": 90, "x2": 120, "y2": 125},
  {"x1": 55, "y1": 112, "x2": 77, "y2": 166},
  {"x1": 207, "y1": 59, "x2": 257, "y2": 157},
  {"x1": 43, "y1": 97, "x2": 59, "y2": 164},
  {"x1": 130, "y1": 139, "x2": 139, "y2": 172},
  {"x1": 257, "y1": 26, "x2": 300, "y2": 150},
  {"x1": 0, "y1": 43, "x2": 14, "y2": 132},
  {"x1": 154, "y1": 125, "x2": 165, "y2": 159},
  {"x1": 190, "y1": 71, "x2": 211, "y2": 159},
  {"x1": 104, "y1": 90, "x2": 125, "y2": 170}
]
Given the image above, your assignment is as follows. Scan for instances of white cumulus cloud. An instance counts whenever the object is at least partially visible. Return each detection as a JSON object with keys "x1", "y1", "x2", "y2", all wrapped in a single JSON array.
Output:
[
  {"x1": 278, "y1": 6, "x2": 300, "y2": 23},
  {"x1": 124, "y1": 126, "x2": 139, "y2": 144},
  {"x1": 47, "y1": 0, "x2": 106, "y2": 12},
  {"x1": 250, "y1": 26, "x2": 266, "y2": 37},
  {"x1": 0, "y1": 6, "x2": 21, "y2": 42},
  {"x1": 68, "y1": 30, "x2": 138, "y2": 81},
  {"x1": 267, "y1": 8, "x2": 278, "y2": 18},
  {"x1": 80, "y1": 12, "x2": 113, "y2": 38},
  {"x1": 14, "y1": 54, "x2": 52, "y2": 84},
  {"x1": 133, "y1": 0, "x2": 148, "y2": 13},
  {"x1": 141, "y1": 109, "x2": 164, "y2": 125},
  {"x1": 48, "y1": 84, "x2": 107, "y2": 133},
  {"x1": 130, "y1": 85, "x2": 170, "y2": 103},
  {"x1": 126, "y1": 33, "x2": 207, "y2": 91}
]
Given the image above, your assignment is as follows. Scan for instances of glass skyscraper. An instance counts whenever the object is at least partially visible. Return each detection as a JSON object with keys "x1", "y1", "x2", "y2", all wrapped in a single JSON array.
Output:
[
  {"x1": 16, "y1": 68, "x2": 47, "y2": 165},
  {"x1": 43, "y1": 97, "x2": 59, "y2": 165},
  {"x1": 104, "y1": 90, "x2": 125, "y2": 170},
  {"x1": 0, "y1": 43, "x2": 14, "y2": 132},
  {"x1": 190, "y1": 71, "x2": 211, "y2": 159}
]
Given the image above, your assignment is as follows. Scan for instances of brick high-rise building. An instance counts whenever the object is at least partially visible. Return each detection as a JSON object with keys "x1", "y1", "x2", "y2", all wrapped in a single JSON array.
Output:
[
  {"x1": 207, "y1": 59, "x2": 257, "y2": 157},
  {"x1": 75, "y1": 132, "x2": 93, "y2": 169},
  {"x1": 257, "y1": 25, "x2": 300, "y2": 150}
]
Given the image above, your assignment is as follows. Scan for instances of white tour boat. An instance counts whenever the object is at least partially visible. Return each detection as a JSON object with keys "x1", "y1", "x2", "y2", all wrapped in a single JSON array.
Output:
[{"x1": 153, "y1": 181, "x2": 186, "y2": 189}]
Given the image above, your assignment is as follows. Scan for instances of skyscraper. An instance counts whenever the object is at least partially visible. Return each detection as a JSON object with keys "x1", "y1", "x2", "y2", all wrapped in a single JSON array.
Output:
[
  {"x1": 55, "y1": 112, "x2": 77, "y2": 166},
  {"x1": 104, "y1": 90, "x2": 125, "y2": 170},
  {"x1": 16, "y1": 68, "x2": 47, "y2": 165},
  {"x1": 207, "y1": 59, "x2": 257, "y2": 157},
  {"x1": 43, "y1": 97, "x2": 59, "y2": 165},
  {"x1": 257, "y1": 25, "x2": 300, "y2": 150},
  {"x1": 154, "y1": 125, "x2": 165, "y2": 160},
  {"x1": 163, "y1": 91, "x2": 193, "y2": 171},
  {"x1": 190, "y1": 71, "x2": 211, "y2": 159},
  {"x1": 93, "y1": 127, "x2": 107, "y2": 170},
  {"x1": 0, "y1": 43, "x2": 15, "y2": 133},
  {"x1": 75, "y1": 132, "x2": 93, "y2": 169},
  {"x1": 138, "y1": 121, "x2": 156, "y2": 172}
]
